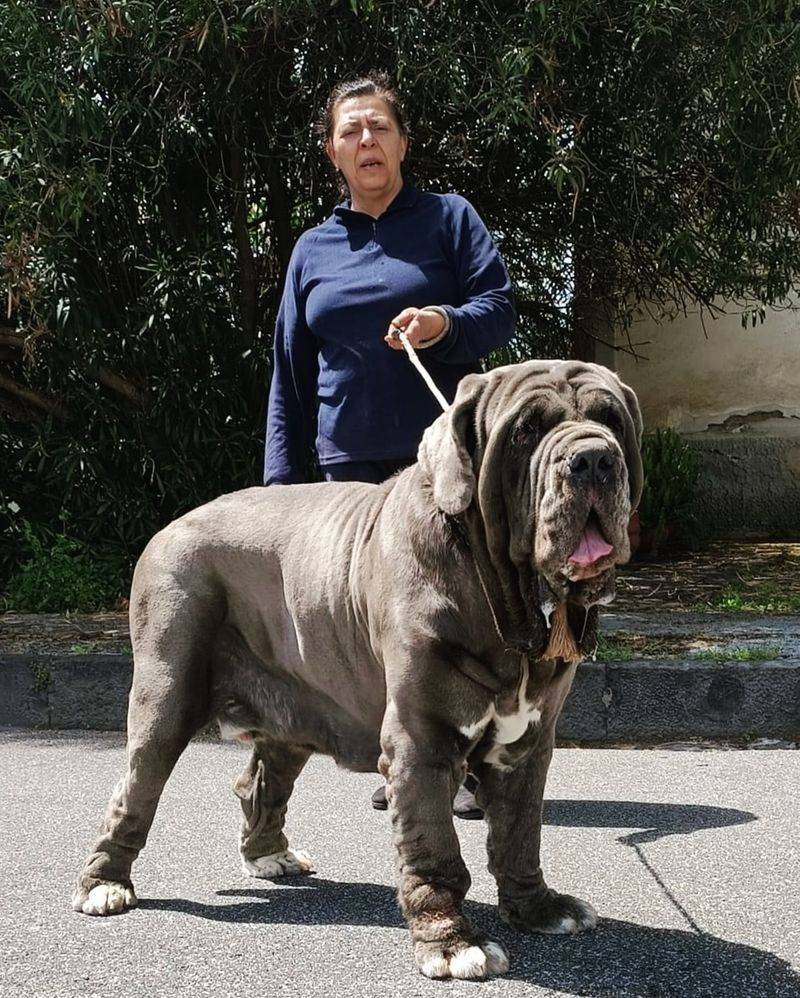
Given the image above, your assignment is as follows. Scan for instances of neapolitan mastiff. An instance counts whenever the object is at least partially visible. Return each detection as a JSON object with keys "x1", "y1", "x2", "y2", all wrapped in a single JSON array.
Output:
[{"x1": 73, "y1": 360, "x2": 643, "y2": 980}]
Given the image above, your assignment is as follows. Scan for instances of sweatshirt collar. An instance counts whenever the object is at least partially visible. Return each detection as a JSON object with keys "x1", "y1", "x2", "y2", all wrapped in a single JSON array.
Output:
[{"x1": 333, "y1": 182, "x2": 420, "y2": 221}]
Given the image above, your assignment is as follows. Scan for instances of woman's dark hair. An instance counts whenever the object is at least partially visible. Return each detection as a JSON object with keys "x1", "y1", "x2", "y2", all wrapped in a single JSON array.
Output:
[{"x1": 317, "y1": 72, "x2": 409, "y2": 195}]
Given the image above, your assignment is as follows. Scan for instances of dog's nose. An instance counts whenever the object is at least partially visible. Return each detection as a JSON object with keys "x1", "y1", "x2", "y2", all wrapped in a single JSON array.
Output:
[{"x1": 568, "y1": 445, "x2": 615, "y2": 486}]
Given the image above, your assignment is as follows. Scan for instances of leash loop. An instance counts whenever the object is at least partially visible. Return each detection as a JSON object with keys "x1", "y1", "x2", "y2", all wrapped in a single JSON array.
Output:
[{"x1": 396, "y1": 327, "x2": 582, "y2": 663}]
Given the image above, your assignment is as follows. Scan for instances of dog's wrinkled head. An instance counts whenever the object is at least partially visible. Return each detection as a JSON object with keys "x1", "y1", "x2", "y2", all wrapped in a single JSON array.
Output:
[{"x1": 418, "y1": 360, "x2": 643, "y2": 648}]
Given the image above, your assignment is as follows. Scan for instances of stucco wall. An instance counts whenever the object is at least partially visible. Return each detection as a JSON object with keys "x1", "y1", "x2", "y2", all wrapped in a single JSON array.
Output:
[
  {"x1": 607, "y1": 304, "x2": 800, "y2": 433},
  {"x1": 599, "y1": 302, "x2": 800, "y2": 538}
]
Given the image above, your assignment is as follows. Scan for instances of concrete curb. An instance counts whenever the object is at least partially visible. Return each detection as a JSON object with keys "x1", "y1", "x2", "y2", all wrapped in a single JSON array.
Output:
[
  {"x1": 560, "y1": 658, "x2": 799, "y2": 743},
  {"x1": 0, "y1": 655, "x2": 132, "y2": 731},
  {"x1": 2, "y1": 648, "x2": 798, "y2": 743}
]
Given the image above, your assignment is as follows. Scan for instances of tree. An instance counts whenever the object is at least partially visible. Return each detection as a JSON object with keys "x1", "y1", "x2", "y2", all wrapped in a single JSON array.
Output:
[{"x1": 2, "y1": 0, "x2": 799, "y2": 580}]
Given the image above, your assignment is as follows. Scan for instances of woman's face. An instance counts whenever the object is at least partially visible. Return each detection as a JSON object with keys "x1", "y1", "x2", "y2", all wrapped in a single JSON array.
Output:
[{"x1": 326, "y1": 96, "x2": 408, "y2": 205}]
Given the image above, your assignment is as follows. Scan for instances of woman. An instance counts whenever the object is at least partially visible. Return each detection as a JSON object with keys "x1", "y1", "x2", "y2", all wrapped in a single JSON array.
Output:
[{"x1": 264, "y1": 73, "x2": 515, "y2": 816}]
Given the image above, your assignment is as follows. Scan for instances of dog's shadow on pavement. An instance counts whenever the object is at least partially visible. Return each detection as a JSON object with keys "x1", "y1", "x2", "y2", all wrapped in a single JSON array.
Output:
[
  {"x1": 543, "y1": 798, "x2": 758, "y2": 845},
  {"x1": 142, "y1": 799, "x2": 799, "y2": 995},
  {"x1": 142, "y1": 881, "x2": 798, "y2": 996}
]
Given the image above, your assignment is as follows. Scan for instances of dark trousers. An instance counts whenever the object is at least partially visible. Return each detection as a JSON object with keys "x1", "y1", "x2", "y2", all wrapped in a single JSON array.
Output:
[{"x1": 321, "y1": 457, "x2": 415, "y2": 484}]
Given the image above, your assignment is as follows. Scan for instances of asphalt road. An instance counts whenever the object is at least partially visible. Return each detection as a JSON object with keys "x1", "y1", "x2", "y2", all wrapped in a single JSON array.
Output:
[{"x1": 1, "y1": 730, "x2": 798, "y2": 998}]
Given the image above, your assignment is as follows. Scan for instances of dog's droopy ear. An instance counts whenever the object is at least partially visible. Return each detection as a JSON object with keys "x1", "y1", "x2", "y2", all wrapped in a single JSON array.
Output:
[
  {"x1": 617, "y1": 377, "x2": 644, "y2": 510},
  {"x1": 417, "y1": 373, "x2": 485, "y2": 515}
]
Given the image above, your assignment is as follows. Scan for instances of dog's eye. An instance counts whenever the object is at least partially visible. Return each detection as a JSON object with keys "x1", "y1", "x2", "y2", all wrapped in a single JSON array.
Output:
[
  {"x1": 511, "y1": 417, "x2": 541, "y2": 448},
  {"x1": 586, "y1": 405, "x2": 624, "y2": 440},
  {"x1": 603, "y1": 411, "x2": 625, "y2": 438}
]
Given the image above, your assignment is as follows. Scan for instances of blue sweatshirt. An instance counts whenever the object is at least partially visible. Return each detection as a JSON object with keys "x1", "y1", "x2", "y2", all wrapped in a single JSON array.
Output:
[{"x1": 263, "y1": 183, "x2": 515, "y2": 484}]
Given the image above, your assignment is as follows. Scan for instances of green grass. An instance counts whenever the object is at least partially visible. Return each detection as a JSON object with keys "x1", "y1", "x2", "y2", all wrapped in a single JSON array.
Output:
[
  {"x1": 715, "y1": 584, "x2": 800, "y2": 614},
  {"x1": 595, "y1": 634, "x2": 684, "y2": 661},
  {"x1": 692, "y1": 644, "x2": 782, "y2": 662},
  {"x1": 596, "y1": 634, "x2": 783, "y2": 663},
  {"x1": 69, "y1": 641, "x2": 103, "y2": 654},
  {"x1": 69, "y1": 640, "x2": 132, "y2": 655}
]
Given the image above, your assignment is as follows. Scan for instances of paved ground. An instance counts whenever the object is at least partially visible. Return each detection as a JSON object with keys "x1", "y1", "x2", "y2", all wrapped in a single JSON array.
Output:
[{"x1": 1, "y1": 731, "x2": 798, "y2": 998}]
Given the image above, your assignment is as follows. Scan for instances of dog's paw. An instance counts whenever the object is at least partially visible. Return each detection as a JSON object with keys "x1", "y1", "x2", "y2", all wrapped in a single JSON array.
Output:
[
  {"x1": 241, "y1": 848, "x2": 315, "y2": 879},
  {"x1": 501, "y1": 891, "x2": 597, "y2": 935},
  {"x1": 72, "y1": 882, "x2": 138, "y2": 916},
  {"x1": 415, "y1": 938, "x2": 509, "y2": 980}
]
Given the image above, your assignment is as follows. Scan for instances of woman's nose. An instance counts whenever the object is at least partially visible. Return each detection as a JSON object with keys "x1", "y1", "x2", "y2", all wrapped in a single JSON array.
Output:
[{"x1": 360, "y1": 127, "x2": 375, "y2": 144}]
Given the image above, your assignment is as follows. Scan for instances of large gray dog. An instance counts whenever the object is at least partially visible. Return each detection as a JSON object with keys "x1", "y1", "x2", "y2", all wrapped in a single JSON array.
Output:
[{"x1": 73, "y1": 360, "x2": 643, "y2": 980}]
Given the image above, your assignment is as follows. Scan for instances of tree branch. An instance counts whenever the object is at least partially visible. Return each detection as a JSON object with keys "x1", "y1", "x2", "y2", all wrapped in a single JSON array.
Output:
[
  {"x1": 0, "y1": 330, "x2": 26, "y2": 349},
  {"x1": 0, "y1": 373, "x2": 70, "y2": 421},
  {"x1": 0, "y1": 331, "x2": 145, "y2": 405},
  {"x1": 91, "y1": 366, "x2": 146, "y2": 407}
]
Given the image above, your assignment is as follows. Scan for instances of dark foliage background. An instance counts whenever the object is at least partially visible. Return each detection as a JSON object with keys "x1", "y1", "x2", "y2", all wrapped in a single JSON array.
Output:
[{"x1": 2, "y1": 0, "x2": 799, "y2": 593}]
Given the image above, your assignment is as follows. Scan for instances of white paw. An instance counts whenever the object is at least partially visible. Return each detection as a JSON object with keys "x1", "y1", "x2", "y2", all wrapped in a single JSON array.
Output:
[
  {"x1": 241, "y1": 848, "x2": 315, "y2": 879},
  {"x1": 543, "y1": 898, "x2": 598, "y2": 934},
  {"x1": 72, "y1": 883, "x2": 138, "y2": 916},
  {"x1": 418, "y1": 939, "x2": 509, "y2": 980}
]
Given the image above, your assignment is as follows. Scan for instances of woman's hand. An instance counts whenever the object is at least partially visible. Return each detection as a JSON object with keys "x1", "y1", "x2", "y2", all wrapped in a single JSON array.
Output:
[{"x1": 384, "y1": 307, "x2": 447, "y2": 350}]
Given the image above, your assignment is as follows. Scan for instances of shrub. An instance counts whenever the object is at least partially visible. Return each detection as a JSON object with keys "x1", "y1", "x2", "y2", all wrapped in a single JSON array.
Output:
[
  {"x1": 638, "y1": 428, "x2": 699, "y2": 552},
  {"x1": 2, "y1": 521, "x2": 128, "y2": 613}
]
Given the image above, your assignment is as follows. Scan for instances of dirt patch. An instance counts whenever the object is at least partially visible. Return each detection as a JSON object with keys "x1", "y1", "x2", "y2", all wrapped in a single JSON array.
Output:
[
  {"x1": 0, "y1": 611, "x2": 130, "y2": 655},
  {"x1": 614, "y1": 541, "x2": 800, "y2": 613}
]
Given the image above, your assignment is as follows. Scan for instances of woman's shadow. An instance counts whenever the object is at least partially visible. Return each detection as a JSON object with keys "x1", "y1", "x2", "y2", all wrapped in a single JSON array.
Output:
[{"x1": 142, "y1": 800, "x2": 800, "y2": 996}]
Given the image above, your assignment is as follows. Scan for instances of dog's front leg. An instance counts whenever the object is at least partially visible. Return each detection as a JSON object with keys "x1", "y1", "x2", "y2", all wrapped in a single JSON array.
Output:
[
  {"x1": 379, "y1": 700, "x2": 509, "y2": 980},
  {"x1": 476, "y1": 725, "x2": 598, "y2": 935}
]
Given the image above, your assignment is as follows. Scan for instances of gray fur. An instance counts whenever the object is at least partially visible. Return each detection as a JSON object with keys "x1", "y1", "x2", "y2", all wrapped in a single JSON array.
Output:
[{"x1": 72, "y1": 359, "x2": 642, "y2": 980}]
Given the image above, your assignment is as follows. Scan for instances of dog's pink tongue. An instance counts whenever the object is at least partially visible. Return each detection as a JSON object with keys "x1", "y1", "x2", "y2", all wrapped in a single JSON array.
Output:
[{"x1": 569, "y1": 522, "x2": 614, "y2": 566}]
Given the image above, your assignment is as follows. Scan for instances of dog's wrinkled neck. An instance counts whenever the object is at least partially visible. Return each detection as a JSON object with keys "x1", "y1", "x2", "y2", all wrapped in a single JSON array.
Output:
[
  {"x1": 447, "y1": 510, "x2": 594, "y2": 665},
  {"x1": 447, "y1": 509, "x2": 547, "y2": 656}
]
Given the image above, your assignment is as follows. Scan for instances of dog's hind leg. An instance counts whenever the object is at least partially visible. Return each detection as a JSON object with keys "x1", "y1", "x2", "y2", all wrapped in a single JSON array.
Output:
[
  {"x1": 72, "y1": 573, "x2": 214, "y2": 916},
  {"x1": 233, "y1": 739, "x2": 314, "y2": 878}
]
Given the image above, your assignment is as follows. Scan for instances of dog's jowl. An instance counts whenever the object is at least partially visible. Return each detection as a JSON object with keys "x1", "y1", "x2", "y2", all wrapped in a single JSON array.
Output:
[{"x1": 72, "y1": 360, "x2": 642, "y2": 981}]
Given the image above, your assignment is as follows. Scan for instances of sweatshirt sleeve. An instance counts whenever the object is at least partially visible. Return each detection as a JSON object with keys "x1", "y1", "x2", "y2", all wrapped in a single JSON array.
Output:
[
  {"x1": 263, "y1": 234, "x2": 320, "y2": 485},
  {"x1": 424, "y1": 196, "x2": 515, "y2": 365}
]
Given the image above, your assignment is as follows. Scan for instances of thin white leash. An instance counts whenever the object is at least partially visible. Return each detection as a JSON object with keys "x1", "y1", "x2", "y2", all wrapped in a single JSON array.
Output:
[
  {"x1": 391, "y1": 325, "x2": 587, "y2": 661},
  {"x1": 391, "y1": 323, "x2": 513, "y2": 650},
  {"x1": 391, "y1": 327, "x2": 451, "y2": 413}
]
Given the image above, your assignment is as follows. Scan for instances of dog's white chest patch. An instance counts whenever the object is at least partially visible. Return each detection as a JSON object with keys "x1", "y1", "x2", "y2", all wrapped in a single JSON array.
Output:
[
  {"x1": 459, "y1": 709, "x2": 495, "y2": 741},
  {"x1": 492, "y1": 696, "x2": 542, "y2": 746},
  {"x1": 458, "y1": 657, "x2": 541, "y2": 771}
]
